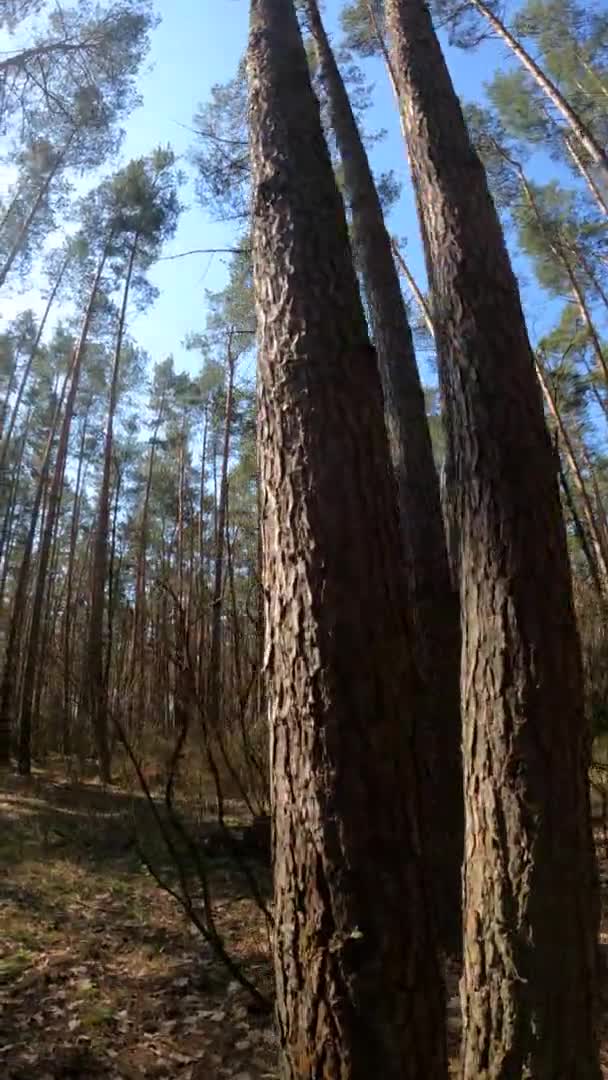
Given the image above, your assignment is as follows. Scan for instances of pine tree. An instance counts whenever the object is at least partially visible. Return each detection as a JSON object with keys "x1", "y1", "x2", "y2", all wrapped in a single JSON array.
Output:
[
  {"x1": 385, "y1": 0, "x2": 600, "y2": 1073},
  {"x1": 248, "y1": 0, "x2": 446, "y2": 1074}
]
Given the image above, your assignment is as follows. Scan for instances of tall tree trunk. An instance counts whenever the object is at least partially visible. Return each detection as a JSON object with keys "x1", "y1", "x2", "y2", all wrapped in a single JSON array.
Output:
[
  {"x1": 0, "y1": 411, "x2": 31, "y2": 602},
  {"x1": 104, "y1": 459, "x2": 123, "y2": 705},
  {"x1": 558, "y1": 452, "x2": 606, "y2": 601},
  {"x1": 130, "y1": 397, "x2": 164, "y2": 730},
  {"x1": 304, "y1": 0, "x2": 462, "y2": 957},
  {"x1": 207, "y1": 337, "x2": 235, "y2": 738},
  {"x1": 385, "y1": 1, "x2": 600, "y2": 1076},
  {"x1": 81, "y1": 235, "x2": 137, "y2": 784},
  {"x1": 197, "y1": 405, "x2": 209, "y2": 702},
  {"x1": 466, "y1": 0, "x2": 608, "y2": 181},
  {"x1": 248, "y1": 1, "x2": 446, "y2": 1076},
  {"x1": 564, "y1": 135, "x2": 608, "y2": 219},
  {"x1": 0, "y1": 454, "x2": 19, "y2": 614},
  {"x1": 0, "y1": 374, "x2": 68, "y2": 767},
  {"x1": 0, "y1": 252, "x2": 70, "y2": 477},
  {"x1": 17, "y1": 242, "x2": 110, "y2": 776},
  {"x1": 62, "y1": 412, "x2": 89, "y2": 756}
]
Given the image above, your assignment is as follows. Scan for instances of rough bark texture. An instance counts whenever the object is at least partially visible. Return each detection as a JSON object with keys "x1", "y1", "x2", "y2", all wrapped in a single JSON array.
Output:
[
  {"x1": 385, "y1": 1, "x2": 600, "y2": 1076},
  {"x1": 247, "y1": 0, "x2": 447, "y2": 1076},
  {"x1": 304, "y1": 0, "x2": 462, "y2": 958}
]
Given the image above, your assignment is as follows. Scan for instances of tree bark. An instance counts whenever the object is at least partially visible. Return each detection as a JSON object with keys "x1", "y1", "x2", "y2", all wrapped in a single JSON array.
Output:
[
  {"x1": 304, "y1": 0, "x2": 462, "y2": 957},
  {"x1": 385, "y1": 1, "x2": 600, "y2": 1076},
  {"x1": 248, "y1": 1, "x2": 446, "y2": 1076}
]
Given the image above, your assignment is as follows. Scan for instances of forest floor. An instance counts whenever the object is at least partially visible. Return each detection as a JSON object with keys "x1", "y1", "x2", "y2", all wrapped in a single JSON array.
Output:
[
  {"x1": 1, "y1": 766, "x2": 608, "y2": 1079},
  {"x1": 0, "y1": 764, "x2": 275, "y2": 1080}
]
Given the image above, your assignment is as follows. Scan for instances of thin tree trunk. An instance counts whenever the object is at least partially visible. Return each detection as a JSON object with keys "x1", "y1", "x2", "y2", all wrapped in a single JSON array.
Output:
[
  {"x1": 62, "y1": 412, "x2": 89, "y2": 756},
  {"x1": 104, "y1": 460, "x2": 122, "y2": 701},
  {"x1": 248, "y1": 1, "x2": 446, "y2": 1075},
  {"x1": 512, "y1": 159, "x2": 608, "y2": 385},
  {"x1": 467, "y1": 0, "x2": 608, "y2": 180},
  {"x1": 17, "y1": 240, "x2": 110, "y2": 776},
  {"x1": 130, "y1": 394, "x2": 165, "y2": 729},
  {"x1": 305, "y1": 0, "x2": 462, "y2": 957},
  {"x1": 386, "y1": 1, "x2": 600, "y2": 1075},
  {"x1": 536, "y1": 359, "x2": 608, "y2": 591},
  {"x1": 0, "y1": 370, "x2": 69, "y2": 767},
  {"x1": 391, "y1": 235, "x2": 434, "y2": 331},
  {"x1": 197, "y1": 405, "x2": 208, "y2": 701},
  {"x1": 558, "y1": 452, "x2": 606, "y2": 600},
  {"x1": 564, "y1": 135, "x2": 608, "y2": 218},
  {"x1": 81, "y1": 234, "x2": 137, "y2": 783},
  {"x1": 207, "y1": 335, "x2": 235, "y2": 739},
  {"x1": 0, "y1": 409, "x2": 31, "y2": 600},
  {"x1": 0, "y1": 458, "x2": 19, "y2": 615}
]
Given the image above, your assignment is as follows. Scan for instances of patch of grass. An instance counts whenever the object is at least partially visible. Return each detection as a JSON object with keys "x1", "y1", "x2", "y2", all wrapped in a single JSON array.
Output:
[
  {"x1": 0, "y1": 948, "x2": 34, "y2": 984},
  {"x1": 80, "y1": 1002, "x2": 115, "y2": 1028},
  {"x1": 109, "y1": 877, "x2": 134, "y2": 900},
  {"x1": 11, "y1": 926, "x2": 42, "y2": 951}
]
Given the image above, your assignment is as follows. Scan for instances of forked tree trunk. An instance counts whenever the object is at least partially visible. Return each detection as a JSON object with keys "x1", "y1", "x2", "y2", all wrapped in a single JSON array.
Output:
[
  {"x1": 248, "y1": 1, "x2": 446, "y2": 1076},
  {"x1": 304, "y1": 0, "x2": 462, "y2": 957},
  {"x1": 386, "y1": 0, "x2": 600, "y2": 1076}
]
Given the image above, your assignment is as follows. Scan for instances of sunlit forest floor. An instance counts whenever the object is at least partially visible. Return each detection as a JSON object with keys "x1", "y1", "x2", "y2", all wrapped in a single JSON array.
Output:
[
  {"x1": 0, "y1": 766, "x2": 275, "y2": 1080},
  {"x1": 2, "y1": 766, "x2": 608, "y2": 1078}
]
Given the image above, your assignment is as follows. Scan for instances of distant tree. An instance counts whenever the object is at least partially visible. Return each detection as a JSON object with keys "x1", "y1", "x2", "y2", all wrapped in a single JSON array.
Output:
[{"x1": 76, "y1": 148, "x2": 181, "y2": 783}]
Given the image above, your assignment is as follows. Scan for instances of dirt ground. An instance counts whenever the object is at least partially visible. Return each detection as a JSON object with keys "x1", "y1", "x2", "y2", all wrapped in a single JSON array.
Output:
[
  {"x1": 1, "y1": 766, "x2": 607, "y2": 1079},
  {"x1": 0, "y1": 766, "x2": 275, "y2": 1080}
]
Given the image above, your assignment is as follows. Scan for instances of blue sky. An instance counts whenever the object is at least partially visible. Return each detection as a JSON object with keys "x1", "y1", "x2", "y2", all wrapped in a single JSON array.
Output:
[{"x1": 0, "y1": 0, "x2": 596, "y2": 384}]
